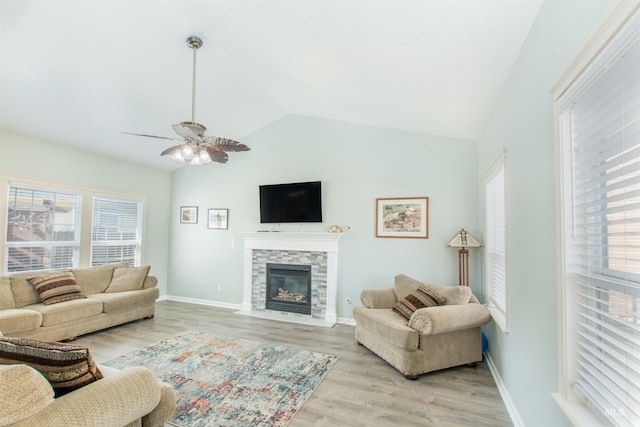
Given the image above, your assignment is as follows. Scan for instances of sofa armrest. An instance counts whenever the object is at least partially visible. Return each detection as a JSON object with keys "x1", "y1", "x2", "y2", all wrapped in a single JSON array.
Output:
[
  {"x1": 142, "y1": 275, "x2": 158, "y2": 289},
  {"x1": 15, "y1": 367, "x2": 161, "y2": 427},
  {"x1": 360, "y1": 288, "x2": 397, "y2": 309},
  {"x1": 408, "y1": 303, "x2": 491, "y2": 335}
]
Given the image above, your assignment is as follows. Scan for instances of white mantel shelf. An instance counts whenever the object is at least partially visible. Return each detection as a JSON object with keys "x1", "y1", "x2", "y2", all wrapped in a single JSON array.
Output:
[
  {"x1": 238, "y1": 232, "x2": 343, "y2": 327},
  {"x1": 238, "y1": 232, "x2": 343, "y2": 252}
]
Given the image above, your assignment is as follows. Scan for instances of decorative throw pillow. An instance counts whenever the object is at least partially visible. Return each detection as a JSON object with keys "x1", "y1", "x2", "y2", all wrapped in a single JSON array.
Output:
[
  {"x1": 105, "y1": 266, "x2": 150, "y2": 293},
  {"x1": 27, "y1": 271, "x2": 86, "y2": 305},
  {"x1": 0, "y1": 336, "x2": 103, "y2": 397},
  {"x1": 392, "y1": 285, "x2": 446, "y2": 321},
  {"x1": 0, "y1": 364, "x2": 55, "y2": 425}
]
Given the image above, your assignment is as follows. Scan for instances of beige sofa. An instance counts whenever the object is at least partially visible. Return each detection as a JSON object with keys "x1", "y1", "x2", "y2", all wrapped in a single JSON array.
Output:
[
  {"x1": 353, "y1": 274, "x2": 492, "y2": 379},
  {"x1": 0, "y1": 263, "x2": 159, "y2": 342},
  {"x1": 1, "y1": 361, "x2": 176, "y2": 427}
]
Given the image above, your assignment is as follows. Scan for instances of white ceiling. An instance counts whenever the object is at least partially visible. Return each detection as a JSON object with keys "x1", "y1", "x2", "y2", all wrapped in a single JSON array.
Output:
[{"x1": 0, "y1": 0, "x2": 543, "y2": 171}]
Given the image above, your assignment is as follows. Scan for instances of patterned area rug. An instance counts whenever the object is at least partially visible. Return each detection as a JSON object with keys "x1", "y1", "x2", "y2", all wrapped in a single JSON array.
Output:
[{"x1": 104, "y1": 330, "x2": 338, "y2": 427}]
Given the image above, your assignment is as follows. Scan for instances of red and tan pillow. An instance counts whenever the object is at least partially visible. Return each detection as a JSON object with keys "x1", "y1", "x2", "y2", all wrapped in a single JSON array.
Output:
[
  {"x1": 0, "y1": 336, "x2": 103, "y2": 397},
  {"x1": 392, "y1": 285, "x2": 446, "y2": 320},
  {"x1": 27, "y1": 271, "x2": 86, "y2": 305}
]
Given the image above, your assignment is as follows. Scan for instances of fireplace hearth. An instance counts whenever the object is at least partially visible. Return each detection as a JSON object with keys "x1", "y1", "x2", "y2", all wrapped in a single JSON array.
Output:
[{"x1": 266, "y1": 263, "x2": 312, "y2": 315}]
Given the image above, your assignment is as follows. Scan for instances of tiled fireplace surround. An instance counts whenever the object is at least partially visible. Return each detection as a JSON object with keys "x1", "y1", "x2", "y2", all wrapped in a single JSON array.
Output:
[{"x1": 239, "y1": 232, "x2": 342, "y2": 327}]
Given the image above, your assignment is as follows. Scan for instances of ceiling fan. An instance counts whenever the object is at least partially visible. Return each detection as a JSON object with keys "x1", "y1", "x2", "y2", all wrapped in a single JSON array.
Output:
[{"x1": 123, "y1": 35, "x2": 250, "y2": 165}]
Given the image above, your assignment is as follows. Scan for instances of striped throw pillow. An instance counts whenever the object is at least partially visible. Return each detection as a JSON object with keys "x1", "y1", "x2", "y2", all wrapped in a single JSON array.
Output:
[
  {"x1": 392, "y1": 285, "x2": 446, "y2": 321},
  {"x1": 27, "y1": 271, "x2": 86, "y2": 305},
  {"x1": 0, "y1": 337, "x2": 103, "y2": 397}
]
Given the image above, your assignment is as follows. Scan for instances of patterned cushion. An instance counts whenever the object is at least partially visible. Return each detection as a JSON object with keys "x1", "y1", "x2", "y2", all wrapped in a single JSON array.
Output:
[
  {"x1": 0, "y1": 336, "x2": 103, "y2": 397},
  {"x1": 0, "y1": 364, "x2": 55, "y2": 425},
  {"x1": 27, "y1": 271, "x2": 86, "y2": 305},
  {"x1": 105, "y1": 266, "x2": 150, "y2": 293},
  {"x1": 392, "y1": 285, "x2": 446, "y2": 321}
]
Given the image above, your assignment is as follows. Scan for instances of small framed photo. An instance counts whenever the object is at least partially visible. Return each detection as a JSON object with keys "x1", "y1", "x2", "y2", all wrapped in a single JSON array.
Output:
[
  {"x1": 376, "y1": 197, "x2": 428, "y2": 238},
  {"x1": 208, "y1": 208, "x2": 229, "y2": 229},
  {"x1": 180, "y1": 206, "x2": 198, "y2": 224}
]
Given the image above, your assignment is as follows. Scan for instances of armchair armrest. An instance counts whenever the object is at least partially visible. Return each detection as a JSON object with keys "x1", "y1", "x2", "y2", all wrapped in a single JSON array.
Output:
[
  {"x1": 408, "y1": 303, "x2": 491, "y2": 335},
  {"x1": 360, "y1": 288, "x2": 397, "y2": 309},
  {"x1": 15, "y1": 367, "x2": 161, "y2": 426}
]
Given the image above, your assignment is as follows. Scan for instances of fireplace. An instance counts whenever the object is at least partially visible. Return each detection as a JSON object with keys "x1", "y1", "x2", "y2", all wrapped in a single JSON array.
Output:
[
  {"x1": 240, "y1": 232, "x2": 342, "y2": 326},
  {"x1": 265, "y1": 263, "x2": 312, "y2": 315}
]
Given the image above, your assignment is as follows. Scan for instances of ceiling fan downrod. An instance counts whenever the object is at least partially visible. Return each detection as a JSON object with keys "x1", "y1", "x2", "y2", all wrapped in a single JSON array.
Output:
[{"x1": 186, "y1": 35, "x2": 203, "y2": 125}]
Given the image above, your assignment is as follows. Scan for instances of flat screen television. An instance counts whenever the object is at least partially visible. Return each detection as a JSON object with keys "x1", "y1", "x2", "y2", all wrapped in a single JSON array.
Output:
[{"x1": 259, "y1": 181, "x2": 322, "y2": 223}]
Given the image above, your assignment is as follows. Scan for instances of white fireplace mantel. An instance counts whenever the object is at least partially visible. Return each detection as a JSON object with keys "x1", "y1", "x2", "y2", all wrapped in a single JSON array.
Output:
[{"x1": 238, "y1": 232, "x2": 342, "y2": 326}]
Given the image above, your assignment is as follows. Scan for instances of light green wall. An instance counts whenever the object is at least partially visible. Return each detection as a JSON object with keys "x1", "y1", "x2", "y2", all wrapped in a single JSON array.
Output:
[
  {"x1": 0, "y1": 129, "x2": 172, "y2": 294},
  {"x1": 168, "y1": 114, "x2": 479, "y2": 317},
  {"x1": 476, "y1": 0, "x2": 613, "y2": 425}
]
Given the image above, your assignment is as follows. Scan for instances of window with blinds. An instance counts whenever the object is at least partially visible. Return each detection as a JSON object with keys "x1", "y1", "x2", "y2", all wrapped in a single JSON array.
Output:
[
  {"x1": 485, "y1": 152, "x2": 507, "y2": 331},
  {"x1": 91, "y1": 196, "x2": 143, "y2": 267},
  {"x1": 561, "y1": 36, "x2": 640, "y2": 426},
  {"x1": 5, "y1": 186, "x2": 81, "y2": 272}
]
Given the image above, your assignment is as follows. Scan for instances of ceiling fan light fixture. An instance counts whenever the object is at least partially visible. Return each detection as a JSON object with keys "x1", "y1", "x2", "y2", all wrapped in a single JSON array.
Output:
[
  {"x1": 123, "y1": 34, "x2": 250, "y2": 166},
  {"x1": 181, "y1": 144, "x2": 195, "y2": 160},
  {"x1": 199, "y1": 149, "x2": 212, "y2": 163}
]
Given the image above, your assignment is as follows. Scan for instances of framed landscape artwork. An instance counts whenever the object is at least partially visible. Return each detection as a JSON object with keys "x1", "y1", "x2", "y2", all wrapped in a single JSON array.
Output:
[
  {"x1": 208, "y1": 208, "x2": 229, "y2": 229},
  {"x1": 376, "y1": 197, "x2": 428, "y2": 238},
  {"x1": 180, "y1": 206, "x2": 198, "y2": 224}
]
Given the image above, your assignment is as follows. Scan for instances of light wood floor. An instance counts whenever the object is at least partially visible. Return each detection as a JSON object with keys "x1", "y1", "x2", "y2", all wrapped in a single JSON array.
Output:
[{"x1": 74, "y1": 300, "x2": 513, "y2": 427}]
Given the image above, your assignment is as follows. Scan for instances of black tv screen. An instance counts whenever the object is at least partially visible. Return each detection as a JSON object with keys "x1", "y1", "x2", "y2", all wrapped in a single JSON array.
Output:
[{"x1": 259, "y1": 181, "x2": 323, "y2": 223}]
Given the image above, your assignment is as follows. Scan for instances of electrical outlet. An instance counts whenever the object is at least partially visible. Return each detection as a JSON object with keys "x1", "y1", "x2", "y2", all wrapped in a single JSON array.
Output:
[
  {"x1": 216, "y1": 283, "x2": 222, "y2": 291},
  {"x1": 346, "y1": 298, "x2": 352, "y2": 304}
]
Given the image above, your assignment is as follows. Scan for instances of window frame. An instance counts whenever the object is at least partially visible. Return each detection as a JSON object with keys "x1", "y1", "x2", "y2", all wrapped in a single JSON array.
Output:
[
  {"x1": 485, "y1": 150, "x2": 508, "y2": 332},
  {"x1": 1, "y1": 174, "x2": 146, "y2": 275},
  {"x1": 552, "y1": 2, "x2": 640, "y2": 425}
]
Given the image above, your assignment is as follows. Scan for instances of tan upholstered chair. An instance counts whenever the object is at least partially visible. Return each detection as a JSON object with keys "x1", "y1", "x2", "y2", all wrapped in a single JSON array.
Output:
[{"x1": 353, "y1": 274, "x2": 491, "y2": 379}]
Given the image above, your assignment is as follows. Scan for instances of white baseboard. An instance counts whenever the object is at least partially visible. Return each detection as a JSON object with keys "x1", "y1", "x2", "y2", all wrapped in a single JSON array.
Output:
[
  {"x1": 484, "y1": 351, "x2": 524, "y2": 427},
  {"x1": 164, "y1": 295, "x2": 244, "y2": 311}
]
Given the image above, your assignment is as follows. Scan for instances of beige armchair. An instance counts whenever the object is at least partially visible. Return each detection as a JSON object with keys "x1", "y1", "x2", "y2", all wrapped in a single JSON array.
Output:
[{"x1": 353, "y1": 274, "x2": 491, "y2": 379}]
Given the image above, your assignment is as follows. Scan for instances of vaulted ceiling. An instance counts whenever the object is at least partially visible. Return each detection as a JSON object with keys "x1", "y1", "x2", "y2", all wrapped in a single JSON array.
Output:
[{"x1": 1, "y1": 0, "x2": 543, "y2": 170}]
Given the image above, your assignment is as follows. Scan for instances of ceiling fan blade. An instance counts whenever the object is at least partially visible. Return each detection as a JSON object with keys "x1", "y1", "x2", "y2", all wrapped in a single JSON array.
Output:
[
  {"x1": 206, "y1": 136, "x2": 251, "y2": 152},
  {"x1": 122, "y1": 132, "x2": 183, "y2": 142},
  {"x1": 172, "y1": 123, "x2": 204, "y2": 143},
  {"x1": 160, "y1": 145, "x2": 183, "y2": 156},
  {"x1": 205, "y1": 146, "x2": 229, "y2": 164}
]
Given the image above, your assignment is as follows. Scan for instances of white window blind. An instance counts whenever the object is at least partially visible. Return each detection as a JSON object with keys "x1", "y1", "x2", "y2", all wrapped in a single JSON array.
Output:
[
  {"x1": 562, "y1": 36, "x2": 640, "y2": 427},
  {"x1": 90, "y1": 196, "x2": 143, "y2": 267},
  {"x1": 5, "y1": 186, "x2": 81, "y2": 272},
  {"x1": 485, "y1": 153, "x2": 507, "y2": 331}
]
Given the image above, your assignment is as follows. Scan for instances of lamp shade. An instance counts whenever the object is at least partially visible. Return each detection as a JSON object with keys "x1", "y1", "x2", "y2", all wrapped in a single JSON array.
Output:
[{"x1": 446, "y1": 228, "x2": 482, "y2": 248}]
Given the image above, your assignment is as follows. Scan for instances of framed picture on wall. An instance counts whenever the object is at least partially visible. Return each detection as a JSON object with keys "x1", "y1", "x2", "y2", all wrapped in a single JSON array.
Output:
[
  {"x1": 208, "y1": 208, "x2": 229, "y2": 229},
  {"x1": 180, "y1": 206, "x2": 198, "y2": 224},
  {"x1": 375, "y1": 197, "x2": 428, "y2": 238}
]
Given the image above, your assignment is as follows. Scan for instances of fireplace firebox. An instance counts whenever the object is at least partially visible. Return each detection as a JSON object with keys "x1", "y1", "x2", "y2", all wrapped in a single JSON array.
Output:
[{"x1": 265, "y1": 263, "x2": 312, "y2": 315}]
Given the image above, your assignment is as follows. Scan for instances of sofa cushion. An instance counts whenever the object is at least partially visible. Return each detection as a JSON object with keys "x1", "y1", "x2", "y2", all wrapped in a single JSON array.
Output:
[
  {"x1": 0, "y1": 336, "x2": 103, "y2": 397},
  {"x1": 0, "y1": 363, "x2": 55, "y2": 425},
  {"x1": 0, "y1": 277, "x2": 16, "y2": 310},
  {"x1": 105, "y1": 266, "x2": 150, "y2": 293},
  {"x1": 352, "y1": 306, "x2": 419, "y2": 350},
  {"x1": 28, "y1": 298, "x2": 104, "y2": 327},
  {"x1": 9, "y1": 271, "x2": 43, "y2": 308},
  {"x1": 28, "y1": 271, "x2": 87, "y2": 305},
  {"x1": 71, "y1": 262, "x2": 128, "y2": 295},
  {"x1": 90, "y1": 287, "x2": 159, "y2": 313},
  {"x1": 0, "y1": 308, "x2": 42, "y2": 334},
  {"x1": 392, "y1": 285, "x2": 446, "y2": 321},
  {"x1": 394, "y1": 274, "x2": 472, "y2": 305}
]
